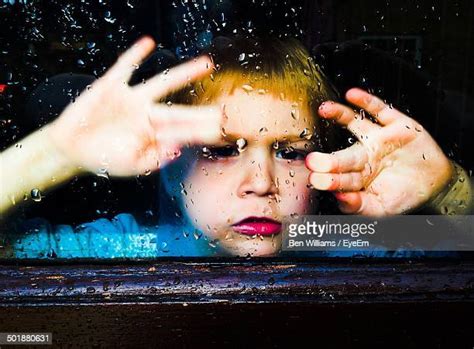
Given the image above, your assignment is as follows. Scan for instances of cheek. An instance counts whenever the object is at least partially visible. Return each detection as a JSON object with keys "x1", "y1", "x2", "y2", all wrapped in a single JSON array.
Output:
[
  {"x1": 275, "y1": 163, "x2": 314, "y2": 214},
  {"x1": 182, "y1": 161, "x2": 236, "y2": 229}
]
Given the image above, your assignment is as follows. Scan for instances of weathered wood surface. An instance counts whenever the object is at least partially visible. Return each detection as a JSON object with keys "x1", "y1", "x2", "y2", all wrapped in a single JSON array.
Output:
[{"x1": 1, "y1": 259, "x2": 473, "y2": 304}]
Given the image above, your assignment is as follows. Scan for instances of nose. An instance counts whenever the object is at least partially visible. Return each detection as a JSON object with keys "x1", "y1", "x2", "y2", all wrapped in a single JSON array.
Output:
[{"x1": 237, "y1": 149, "x2": 279, "y2": 198}]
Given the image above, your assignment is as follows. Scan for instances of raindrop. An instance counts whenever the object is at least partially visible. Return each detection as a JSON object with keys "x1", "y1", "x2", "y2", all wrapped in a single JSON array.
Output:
[
  {"x1": 202, "y1": 146, "x2": 212, "y2": 158},
  {"x1": 291, "y1": 109, "x2": 298, "y2": 120},
  {"x1": 96, "y1": 168, "x2": 109, "y2": 179},
  {"x1": 104, "y1": 11, "x2": 116, "y2": 23},
  {"x1": 31, "y1": 188, "x2": 42, "y2": 202},
  {"x1": 348, "y1": 137, "x2": 356, "y2": 144},
  {"x1": 289, "y1": 170, "x2": 295, "y2": 177},
  {"x1": 160, "y1": 242, "x2": 169, "y2": 253},
  {"x1": 238, "y1": 53, "x2": 246, "y2": 61},
  {"x1": 166, "y1": 148, "x2": 181, "y2": 160},
  {"x1": 259, "y1": 127, "x2": 268, "y2": 135},
  {"x1": 299, "y1": 128, "x2": 312, "y2": 139},
  {"x1": 236, "y1": 138, "x2": 247, "y2": 152},
  {"x1": 242, "y1": 84, "x2": 253, "y2": 92}
]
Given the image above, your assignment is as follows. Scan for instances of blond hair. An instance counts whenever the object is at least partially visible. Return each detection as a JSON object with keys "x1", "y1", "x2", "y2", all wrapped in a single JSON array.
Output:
[{"x1": 168, "y1": 35, "x2": 340, "y2": 150}]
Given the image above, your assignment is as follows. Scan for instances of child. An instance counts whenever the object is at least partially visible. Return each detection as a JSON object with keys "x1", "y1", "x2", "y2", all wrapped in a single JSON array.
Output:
[{"x1": 1, "y1": 35, "x2": 472, "y2": 258}]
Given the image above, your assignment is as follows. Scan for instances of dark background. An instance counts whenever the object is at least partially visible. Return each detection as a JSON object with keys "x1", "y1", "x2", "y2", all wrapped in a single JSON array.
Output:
[{"x1": 1, "y1": 0, "x2": 473, "y2": 225}]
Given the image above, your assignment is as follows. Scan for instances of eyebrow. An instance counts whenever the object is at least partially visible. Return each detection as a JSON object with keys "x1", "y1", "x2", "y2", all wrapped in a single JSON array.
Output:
[{"x1": 222, "y1": 132, "x2": 311, "y2": 143}]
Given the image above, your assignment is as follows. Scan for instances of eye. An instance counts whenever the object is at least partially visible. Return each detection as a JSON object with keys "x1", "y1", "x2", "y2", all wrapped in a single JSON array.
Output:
[
  {"x1": 201, "y1": 145, "x2": 239, "y2": 160},
  {"x1": 275, "y1": 147, "x2": 308, "y2": 161}
]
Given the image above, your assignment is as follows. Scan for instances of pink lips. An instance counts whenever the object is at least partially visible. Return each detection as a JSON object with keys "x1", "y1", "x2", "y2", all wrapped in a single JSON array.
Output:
[{"x1": 232, "y1": 216, "x2": 282, "y2": 236}]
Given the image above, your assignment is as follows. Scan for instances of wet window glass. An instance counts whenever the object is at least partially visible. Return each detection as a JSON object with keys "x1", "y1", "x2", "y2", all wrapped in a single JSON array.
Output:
[{"x1": 1, "y1": 0, "x2": 473, "y2": 259}]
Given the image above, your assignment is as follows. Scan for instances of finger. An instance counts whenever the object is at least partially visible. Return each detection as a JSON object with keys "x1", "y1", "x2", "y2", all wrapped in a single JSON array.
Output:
[
  {"x1": 136, "y1": 55, "x2": 214, "y2": 100},
  {"x1": 150, "y1": 104, "x2": 223, "y2": 144},
  {"x1": 306, "y1": 143, "x2": 368, "y2": 173},
  {"x1": 345, "y1": 88, "x2": 403, "y2": 126},
  {"x1": 309, "y1": 172, "x2": 364, "y2": 192},
  {"x1": 373, "y1": 121, "x2": 418, "y2": 157},
  {"x1": 333, "y1": 191, "x2": 387, "y2": 216},
  {"x1": 318, "y1": 101, "x2": 380, "y2": 142},
  {"x1": 135, "y1": 143, "x2": 181, "y2": 174},
  {"x1": 104, "y1": 36, "x2": 156, "y2": 83}
]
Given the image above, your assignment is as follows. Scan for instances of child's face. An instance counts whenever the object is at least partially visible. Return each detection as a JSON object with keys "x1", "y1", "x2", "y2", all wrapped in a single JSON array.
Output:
[{"x1": 167, "y1": 90, "x2": 319, "y2": 256}]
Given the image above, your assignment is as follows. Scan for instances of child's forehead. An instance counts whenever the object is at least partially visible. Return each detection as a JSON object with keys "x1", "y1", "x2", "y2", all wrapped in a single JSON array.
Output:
[{"x1": 214, "y1": 90, "x2": 316, "y2": 141}]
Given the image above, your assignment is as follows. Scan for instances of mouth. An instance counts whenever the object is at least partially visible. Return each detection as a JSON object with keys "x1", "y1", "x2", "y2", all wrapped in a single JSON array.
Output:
[{"x1": 231, "y1": 216, "x2": 282, "y2": 236}]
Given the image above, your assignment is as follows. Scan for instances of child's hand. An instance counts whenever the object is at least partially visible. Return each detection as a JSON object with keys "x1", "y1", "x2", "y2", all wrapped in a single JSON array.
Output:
[
  {"x1": 46, "y1": 36, "x2": 222, "y2": 177},
  {"x1": 306, "y1": 88, "x2": 454, "y2": 216}
]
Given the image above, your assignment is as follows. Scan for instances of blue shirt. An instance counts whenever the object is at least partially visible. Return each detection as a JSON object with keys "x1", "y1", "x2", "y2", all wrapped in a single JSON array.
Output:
[
  {"x1": 9, "y1": 213, "x2": 454, "y2": 259},
  {"x1": 10, "y1": 213, "x2": 223, "y2": 258}
]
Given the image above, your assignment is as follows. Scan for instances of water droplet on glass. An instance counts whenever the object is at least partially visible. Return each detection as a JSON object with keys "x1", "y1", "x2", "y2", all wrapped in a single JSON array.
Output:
[
  {"x1": 31, "y1": 188, "x2": 42, "y2": 202},
  {"x1": 160, "y1": 242, "x2": 169, "y2": 253},
  {"x1": 299, "y1": 128, "x2": 312, "y2": 139},
  {"x1": 289, "y1": 170, "x2": 295, "y2": 177},
  {"x1": 96, "y1": 168, "x2": 109, "y2": 179},
  {"x1": 242, "y1": 84, "x2": 253, "y2": 92},
  {"x1": 236, "y1": 138, "x2": 247, "y2": 152},
  {"x1": 202, "y1": 146, "x2": 212, "y2": 158},
  {"x1": 259, "y1": 127, "x2": 268, "y2": 135},
  {"x1": 104, "y1": 11, "x2": 116, "y2": 23},
  {"x1": 291, "y1": 109, "x2": 299, "y2": 120}
]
